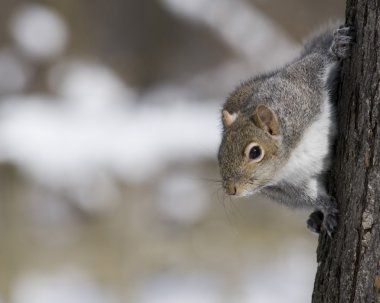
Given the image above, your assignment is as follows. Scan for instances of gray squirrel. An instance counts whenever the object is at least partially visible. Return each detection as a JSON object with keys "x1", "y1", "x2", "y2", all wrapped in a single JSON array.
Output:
[{"x1": 218, "y1": 25, "x2": 353, "y2": 236}]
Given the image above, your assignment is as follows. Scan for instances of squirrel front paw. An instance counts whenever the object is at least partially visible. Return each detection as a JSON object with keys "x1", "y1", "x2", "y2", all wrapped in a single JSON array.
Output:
[
  {"x1": 330, "y1": 26, "x2": 354, "y2": 59},
  {"x1": 307, "y1": 206, "x2": 339, "y2": 236},
  {"x1": 307, "y1": 210, "x2": 324, "y2": 234}
]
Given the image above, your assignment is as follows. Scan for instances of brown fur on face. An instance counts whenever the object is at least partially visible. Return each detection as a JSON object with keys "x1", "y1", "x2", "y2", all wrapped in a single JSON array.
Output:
[{"x1": 218, "y1": 106, "x2": 284, "y2": 196}]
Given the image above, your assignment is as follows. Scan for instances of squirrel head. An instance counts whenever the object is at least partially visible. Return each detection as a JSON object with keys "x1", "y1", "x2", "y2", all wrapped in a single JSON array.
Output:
[{"x1": 218, "y1": 104, "x2": 283, "y2": 196}]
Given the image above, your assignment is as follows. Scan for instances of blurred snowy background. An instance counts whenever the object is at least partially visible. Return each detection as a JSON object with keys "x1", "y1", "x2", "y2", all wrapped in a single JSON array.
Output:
[{"x1": 0, "y1": 0, "x2": 344, "y2": 302}]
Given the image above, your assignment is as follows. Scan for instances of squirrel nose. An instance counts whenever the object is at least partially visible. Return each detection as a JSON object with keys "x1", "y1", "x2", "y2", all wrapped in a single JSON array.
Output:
[{"x1": 226, "y1": 183, "x2": 237, "y2": 195}]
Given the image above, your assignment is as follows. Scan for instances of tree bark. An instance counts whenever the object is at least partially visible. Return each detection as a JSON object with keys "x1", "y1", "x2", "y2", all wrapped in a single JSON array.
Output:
[{"x1": 312, "y1": 0, "x2": 380, "y2": 302}]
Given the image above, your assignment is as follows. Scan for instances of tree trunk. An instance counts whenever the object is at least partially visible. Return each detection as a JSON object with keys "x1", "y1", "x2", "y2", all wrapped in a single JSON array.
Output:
[{"x1": 312, "y1": 0, "x2": 380, "y2": 302}]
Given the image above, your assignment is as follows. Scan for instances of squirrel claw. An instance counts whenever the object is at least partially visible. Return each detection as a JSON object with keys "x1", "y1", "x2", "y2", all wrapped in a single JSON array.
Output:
[
  {"x1": 330, "y1": 26, "x2": 354, "y2": 59},
  {"x1": 323, "y1": 212, "x2": 338, "y2": 237}
]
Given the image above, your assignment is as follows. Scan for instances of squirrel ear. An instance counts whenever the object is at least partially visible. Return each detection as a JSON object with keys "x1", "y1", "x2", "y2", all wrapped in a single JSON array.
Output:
[
  {"x1": 252, "y1": 105, "x2": 280, "y2": 136},
  {"x1": 222, "y1": 110, "x2": 238, "y2": 127}
]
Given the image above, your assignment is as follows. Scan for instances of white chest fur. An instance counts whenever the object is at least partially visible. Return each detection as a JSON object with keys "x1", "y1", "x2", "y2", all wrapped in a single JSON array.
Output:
[{"x1": 275, "y1": 94, "x2": 334, "y2": 189}]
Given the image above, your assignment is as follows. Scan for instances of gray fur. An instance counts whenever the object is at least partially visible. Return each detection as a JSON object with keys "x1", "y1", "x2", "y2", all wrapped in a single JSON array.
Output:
[{"x1": 218, "y1": 25, "x2": 353, "y2": 236}]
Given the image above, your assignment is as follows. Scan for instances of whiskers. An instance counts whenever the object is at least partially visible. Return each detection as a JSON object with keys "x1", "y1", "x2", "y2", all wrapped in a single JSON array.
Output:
[
  {"x1": 210, "y1": 184, "x2": 242, "y2": 238},
  {"x1": 197, "y1": 177, "x2": 223, "y2": 184},
  {"x1": 199, "y1": 175, "x2": 261, "y2": 238}
]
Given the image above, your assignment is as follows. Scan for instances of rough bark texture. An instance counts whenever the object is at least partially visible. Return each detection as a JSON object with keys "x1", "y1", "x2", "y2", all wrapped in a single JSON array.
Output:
[{"x1": 312, "y1": 0, "x2": 380, "y2": 302}]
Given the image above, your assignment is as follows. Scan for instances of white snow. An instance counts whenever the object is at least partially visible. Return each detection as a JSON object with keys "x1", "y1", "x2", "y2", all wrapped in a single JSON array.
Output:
[
  {"x1": 0, "y1": 94, "x2": 221, "y2": 185},
  {"x1": 134, "y1": 272, "x2": 222, "y2": 303},
  {"x1": 0, "y1": 61, "x2": 221, "y2": 187},
  {"x1": 9, "y1": 4, "x2": 69, "y2": 61},
  {"x1": 48, "y1": 60, "x2": 135, "y2": 111},
  {"x1": 12, "y1": 269, "x2": 121, "y2": 303}
]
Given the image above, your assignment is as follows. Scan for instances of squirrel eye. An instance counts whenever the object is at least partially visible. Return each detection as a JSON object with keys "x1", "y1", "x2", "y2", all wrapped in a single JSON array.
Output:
[{"x1": 245, "y1": 143, "x2": 264, "y2": 162}]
